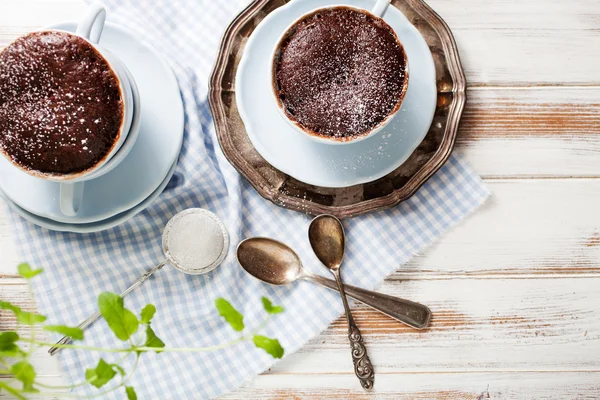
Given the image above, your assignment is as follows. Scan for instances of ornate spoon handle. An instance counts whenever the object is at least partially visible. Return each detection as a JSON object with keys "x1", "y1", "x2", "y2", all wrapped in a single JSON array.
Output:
[
  {"x1": 348, "y1": 318, "x2": 374, "y2": 389},
  {"x1": 332, "y1": 269, "x2": 374, "y2": 390}
]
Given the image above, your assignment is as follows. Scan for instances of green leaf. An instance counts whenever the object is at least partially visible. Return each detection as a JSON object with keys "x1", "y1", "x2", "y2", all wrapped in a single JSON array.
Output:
[
  {"x1": 44, "y1": 325, "x2": 84, "y2": 340},
  {"x1": 140, "y1": 304, "x2": 156, "y2": 324},
  {"x1": 85, "y1": 359, "x2": 117, "y2": 389},
  {"x1": 17, "y1": 263, "x2": 43, "y2": 279},
  {"x1": 0, "y1": 332, "x2": 19, "y2": 353},
  {"x1": 215, "y1": 298, "x2": 244, "y2": 332},
  {"x1": 253, "y1": 335, "x2": 284, "y2": 359},
  {"x1": 252, "y1": 335, "x2": 284, "y2": 358},
  {"x1": 17, "y1": 311, "x2": 47, "y2": 325},
  {"x1": 0, "y1": 301, "x2": 46, "y2": 325},
  {"x1": 0, "y1": 382, "x2": 27, "y2": 399},
  {"x1": 0, "y1": 300, "x2": 19, "y2": 314},
  {"x1": 125, "y1": 386, "x2": 137, "y2": 400},
  {"x1": 142, "y1": 325, "x2": 165, "y2": 352},
  {"x1": 98, "y1": 293, "x2": 139, "y2": 341},
  {"x1": 261, "y1": 297, "x2": 285, "y2": 314},
  {"x1": 112, "y1": 364, "x2": 126, "y2": 377},
  {"x1": 0, "y1": 300, "x2": 21, "y2": 314},
  {"x1": 11, "y1": 361, "x2": 37, "y2": 392}
]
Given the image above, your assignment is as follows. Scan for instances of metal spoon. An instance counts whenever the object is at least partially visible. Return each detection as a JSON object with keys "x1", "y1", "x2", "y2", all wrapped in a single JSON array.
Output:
[
  {"x1": 49, "y1": 208, "x2": 229, "y2": 355},
  {"x1": 236, "y1": 239, "x2": 431, "y2": 329},
  {"x1": 308, "y1": 214, "x2": 374, "y2": 390}
]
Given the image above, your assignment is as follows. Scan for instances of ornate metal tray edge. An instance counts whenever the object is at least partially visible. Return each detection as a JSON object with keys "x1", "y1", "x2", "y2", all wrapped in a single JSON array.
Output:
[{"x1": 209, "y1": 0, "x2": 467, "y2": 218}]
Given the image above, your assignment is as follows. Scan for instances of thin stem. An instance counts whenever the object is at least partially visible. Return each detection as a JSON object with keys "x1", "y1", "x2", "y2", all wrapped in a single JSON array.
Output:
[
  {"x1": 28, "y1": 315, "x2": 272, "y2": 355},
  {"x1": 34, "y1": 380, "x2": 90, "y2": 390},
  {"x1": 0, "y1": 358, "x2": 10, "y2": 369},
  {"x1": 26, "y1": 279, "x2": 36, "y2": 358},
  {"x1": 250, "y1": 315, "x2": 272, "y2": 337},
  {"x1": 127, "y1": 355, "x2": 140, "y2": 381},
  {"x1": 118, "y1": 350, "x2": 133, "y2": 364},
  {"x1": 31, "y1": 355, "x2": 141, "y2": 399},
  {"x1": 134, "y1": 314, "x2": 272, "y2": 353},
  {"x1": 28, "y1": 324, "x2": 35, "y2": 357},
  {"x1": 134, "y1": 341, "x2": 243, "y2": 353},
  {"x1": 29, "y1": 340, "x2": 128, "y2": 353}
]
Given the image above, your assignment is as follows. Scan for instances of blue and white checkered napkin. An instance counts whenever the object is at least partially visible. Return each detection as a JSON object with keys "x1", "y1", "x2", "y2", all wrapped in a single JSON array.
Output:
[{"x1": 7, "y1": 1, "x2": 489, "y2": 398}]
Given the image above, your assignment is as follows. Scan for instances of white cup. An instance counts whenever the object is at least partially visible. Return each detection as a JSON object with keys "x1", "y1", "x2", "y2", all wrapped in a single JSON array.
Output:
[
  {"x1": 0, "y1": 5, "x2": 136, "y2": 216},
  {"x1": 58, "y1": 5, "x2": 136, "y2": 216},
  {"x1": 270, "y1": 0, "x2": 408, "y2": 145}
]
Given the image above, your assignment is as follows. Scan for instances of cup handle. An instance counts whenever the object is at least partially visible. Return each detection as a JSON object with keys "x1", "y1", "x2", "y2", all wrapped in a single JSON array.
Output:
[
  {"x1": 75, "y1": 4, "x2": 106, "y2": 44},
  {"x1": 371, "y1": 0, "x2": 391, "y2": 17},
  {"x1": 65, "y1": 4, "x2": 106, "y2": 217},
  {"x1": 60, "y1": 182, "x2": 85, "y2": 217}
]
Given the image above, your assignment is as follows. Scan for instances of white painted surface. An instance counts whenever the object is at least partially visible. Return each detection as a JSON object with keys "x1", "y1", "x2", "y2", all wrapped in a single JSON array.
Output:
[{"x1": 1, "y1": 0, "x2": 600, "y2": 398}]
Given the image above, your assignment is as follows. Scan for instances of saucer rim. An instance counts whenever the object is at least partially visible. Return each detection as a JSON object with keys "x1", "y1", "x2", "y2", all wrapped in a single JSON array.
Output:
[
  {"x1": 235, "y1": 0, "x2": 436, "y2": 188},
  {"x1": 0, "y1": 21, "x2": 184, "y2": 224},
  {"x1": 0, "y1": 157, "x2": 179, "y2": 233},
  {"x1": 0, "y1": 61, "x2": 142, "y2": 223},
  {"x1": 209, "y1": 0, "x2": 466, "y2": 218}
]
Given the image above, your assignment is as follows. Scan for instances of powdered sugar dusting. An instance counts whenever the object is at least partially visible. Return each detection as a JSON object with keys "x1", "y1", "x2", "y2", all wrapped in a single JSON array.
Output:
[
  {"x1": 274, "y1": 7, "x2": 407, "y2": 139},
  {"x1": 0, "y1": 31, "x2": 123, "y2": 174}
]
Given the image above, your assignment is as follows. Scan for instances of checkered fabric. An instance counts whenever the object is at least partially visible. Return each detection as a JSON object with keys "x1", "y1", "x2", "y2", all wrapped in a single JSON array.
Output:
[{"x1": 5, "y1": 1, "x2": 490, "y2": 398}]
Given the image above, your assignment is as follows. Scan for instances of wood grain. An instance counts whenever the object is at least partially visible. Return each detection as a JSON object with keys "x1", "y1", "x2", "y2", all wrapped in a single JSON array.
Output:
[
  {"x1": 462, "y1": 88, "x2": 600, "y2": 139},
  {"x1": 2, "y1": 275, "x2": 600, "y2": 397},
  {"x1": 0, "y1": 206, "x2": 19, "y2": 269},
  {"x1": 220, "y1": 372, "x2": 600, "y2": 400},
  {"x1": 2, "y1": 0, "x2": 600, "y2": 85},
  {"x1": 458, "y1": 87, "x2": 600, "y2": 178},
  {"x1": 1, "y1": 0, "x2": 600, "y2": 398},
  {"x1": 2, "y1": 179, "x2": 600, "y2": 277}
]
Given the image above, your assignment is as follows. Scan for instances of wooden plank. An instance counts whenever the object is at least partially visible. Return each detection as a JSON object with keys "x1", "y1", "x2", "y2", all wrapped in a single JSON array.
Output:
[
  {"x1": 270, "y1": 278, "x2": 600, "y2": 374},
  {"x1": 2, "y1": 179, "x2": 600, "y2": 277},
  {"x1": 458, "y1": 87, "x2": 600, "y2": 178},
  {"x1": 404, "y1": 179, "x2": 600, "y2": 276},
  {"x1": 0, "y1": 0, "x2": 599, "y2": 398},
  {"x1": 462, "y1": 87, "x2": 600, "y2": 140},
  {"x1": 426, "y1": 0, "x2": 600, "y2": 31},
  {"x1": 427, "y1": 0, "x2": 600, "y2": 85},
  {"x1": 0, "y1": 206, "x2": 18, "y2": 270},
  {"x1": 220, "y1": 372, "x2": 600, "y2": 399},
  {"x1": 3, "y1": 275, "x2": 599, "y2": 374},
  {"x1": 3, "y1": 372, "x2": 599, "y2": 399},
  {"x1": 1, "y1": 0, "x2": 600, "y2": 85},
  {"x1": 453, "y1": 29, "x2": 600, "y2": 85}
]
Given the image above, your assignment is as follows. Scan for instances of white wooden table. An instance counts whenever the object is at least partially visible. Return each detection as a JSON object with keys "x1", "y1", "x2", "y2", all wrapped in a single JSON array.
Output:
[{"x1": 1, "y1": 0, "x2": 600, "y2": 398}]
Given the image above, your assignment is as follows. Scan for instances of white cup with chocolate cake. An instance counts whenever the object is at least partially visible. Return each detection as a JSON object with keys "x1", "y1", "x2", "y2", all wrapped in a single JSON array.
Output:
[
  {"x1": 271, "y1": 0, "x2": 408, "y2": 145},
  {"x1": 0, "y1": 5, "x2": 136, "y2": 216}
]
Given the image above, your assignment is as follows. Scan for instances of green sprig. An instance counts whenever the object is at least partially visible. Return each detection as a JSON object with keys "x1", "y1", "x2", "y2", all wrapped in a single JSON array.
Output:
[{"x1": 0, "y1": 263, "x2": 286, "y2": 399}]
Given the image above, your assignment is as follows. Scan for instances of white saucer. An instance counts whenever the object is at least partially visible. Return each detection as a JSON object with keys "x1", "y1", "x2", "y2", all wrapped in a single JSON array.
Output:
[
  {"x1": 236, "y1": 0, "x2": 437, "y2": 188},
  {"x1": 0, "y1": 158, "x2": 178, "y2": 233},
  {"x1": 0, "y1": 22, "x2": 184, "y2": 224}
]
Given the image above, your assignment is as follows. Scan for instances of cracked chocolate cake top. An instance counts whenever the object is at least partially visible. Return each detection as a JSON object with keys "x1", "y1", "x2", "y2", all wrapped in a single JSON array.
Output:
[
  {"x1": 273, "y1": 7, "x2": 407, "y2": 140},
  {"x1": 0, "y1": 31, "x2": 123, "y2": 175}
]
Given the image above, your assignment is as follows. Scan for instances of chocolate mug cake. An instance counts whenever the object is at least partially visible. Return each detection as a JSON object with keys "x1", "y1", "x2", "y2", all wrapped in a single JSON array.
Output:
[
  {"x1": 273, "y1": 7, "x2": 408, "y2": 141},
  {"x1": 0, "y1": 31, "x2": 124, "y2": 176}
]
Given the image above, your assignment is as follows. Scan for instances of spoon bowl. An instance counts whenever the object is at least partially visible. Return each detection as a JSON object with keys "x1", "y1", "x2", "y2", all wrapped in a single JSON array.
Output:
[
  {"x1": 236, "y1": 236, "x2": 432, "y2": 330},
  {"x1": 308, "y1": 214, "x2": 345, "y2": 271},
  {"x1": 237, "y1": 237, "x2": 303, "y2": 285}
]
